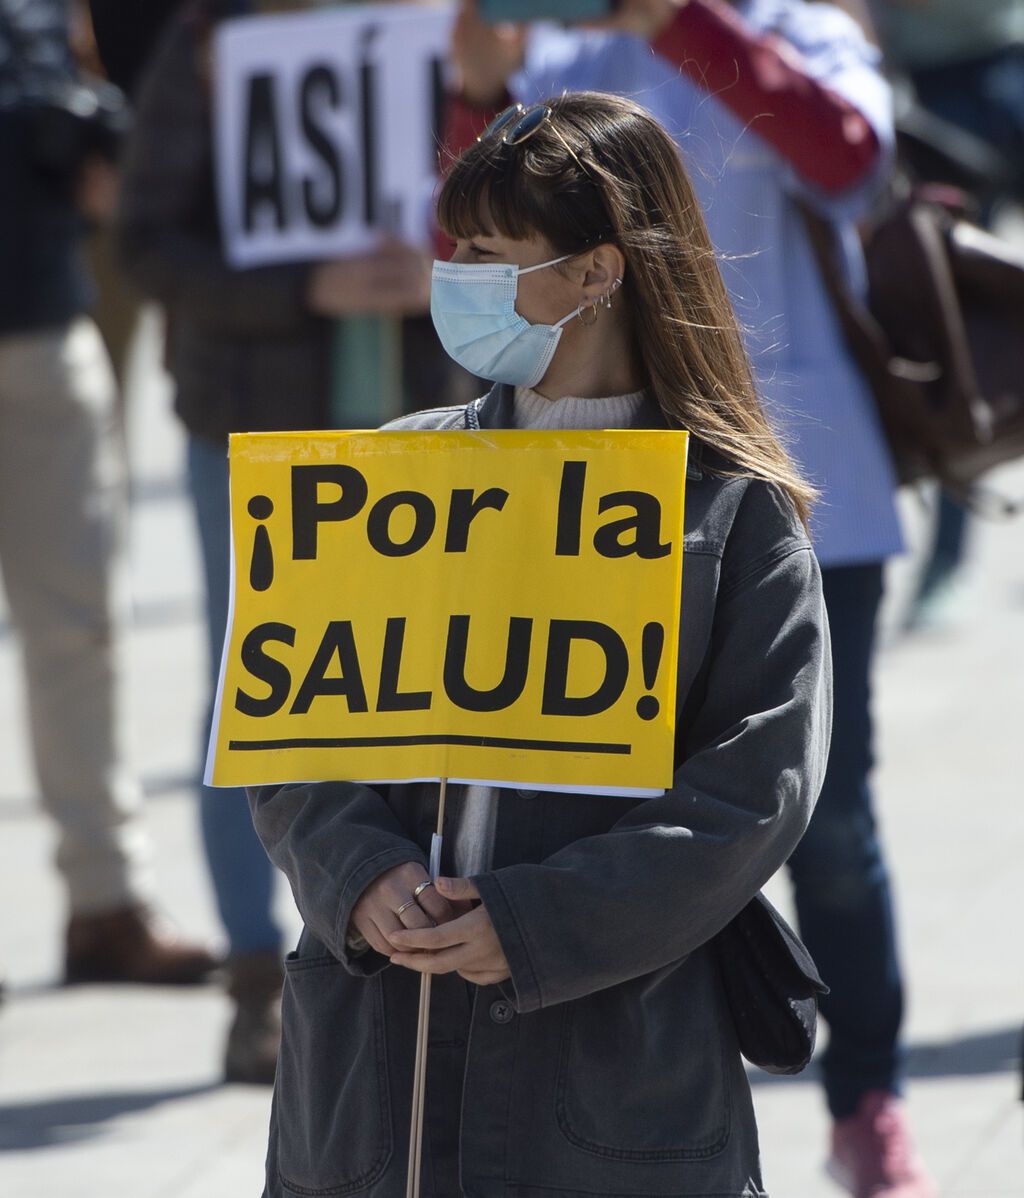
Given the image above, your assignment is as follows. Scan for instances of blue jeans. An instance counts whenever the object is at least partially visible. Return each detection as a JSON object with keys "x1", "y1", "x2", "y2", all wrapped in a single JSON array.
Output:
[
  {"x1": 918, "y1": 491, "x2": 969, "y2": 596},
  {"x1": 187, "y1": 435, "x2": 280, "y2": 955},
  {"x1": 787, "y1": 563, "x2": 904, "y2": 1119}
]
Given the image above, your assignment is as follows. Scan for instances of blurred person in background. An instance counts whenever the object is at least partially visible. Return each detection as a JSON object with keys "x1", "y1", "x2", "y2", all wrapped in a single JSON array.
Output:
[
  {"x1": 69, "y1": 0, "x2": 185, "y2": 393},
  {"x1": 0, "y1": 0, "x2": 218, "y2": 985},
  {"x1": 869, "y1": 0, "x2": 1024, "y2": 631},
  {"x1": 68, "y1": 1, "x2": 143, "y2": 393},
  {"x1": 870, "y1": 0, "x2": 1024, "y2": 210},
  {"x1": 116, "y1": 0, "x2": 466, "y2": 1083},
  {"x1": 445, "y1": 2, "x2": 932, "y2": 1195}
]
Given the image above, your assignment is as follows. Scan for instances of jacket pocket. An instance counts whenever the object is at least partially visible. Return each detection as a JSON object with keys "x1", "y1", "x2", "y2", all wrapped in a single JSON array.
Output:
[
  {"x1": 554, "y1": 955, "x2": 731, "y2": 1161},
  {"x1": 276, "y1": 951, "x2": 392, "y2": 1195}
]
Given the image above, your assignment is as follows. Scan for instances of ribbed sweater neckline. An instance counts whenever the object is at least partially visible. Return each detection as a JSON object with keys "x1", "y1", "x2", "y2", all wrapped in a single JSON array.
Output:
[{"x1": 512, "y1": 386, "x2": 648, "y2": 430}]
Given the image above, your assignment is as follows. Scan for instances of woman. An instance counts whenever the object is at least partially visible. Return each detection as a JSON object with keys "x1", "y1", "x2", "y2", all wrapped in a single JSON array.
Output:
[{"x1": 250, "y1": 93, "x2": 831, "y2": 1198}]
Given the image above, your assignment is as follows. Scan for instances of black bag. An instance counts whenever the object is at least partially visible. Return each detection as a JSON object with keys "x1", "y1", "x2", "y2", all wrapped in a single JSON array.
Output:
[
  {"x1": 802, "y1": 192, "x2": 1024, "y2": 501},
  {"x1": 712, "y1": 891, "x2": 828, "y2": 1076},
  {"x1": 0, "y1": 8, "x2": 130, "y2": 182},
  {"x1": 26, "y1": 77, "x2": 131, "y2": 178}
]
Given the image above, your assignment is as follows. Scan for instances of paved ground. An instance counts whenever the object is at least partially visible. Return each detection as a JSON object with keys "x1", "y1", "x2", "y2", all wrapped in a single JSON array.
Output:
[{"x1": 0, "y1": 312, "x2": 1021, "y2": 1197}]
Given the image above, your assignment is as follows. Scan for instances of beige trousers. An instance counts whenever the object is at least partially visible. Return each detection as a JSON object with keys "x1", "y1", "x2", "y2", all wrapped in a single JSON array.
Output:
[{"x1": 0, "y1": 318, "x2": 152, "y2": 914}]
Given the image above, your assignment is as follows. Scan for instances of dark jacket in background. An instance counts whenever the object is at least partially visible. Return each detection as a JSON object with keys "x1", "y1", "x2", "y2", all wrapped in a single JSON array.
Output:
[
  {"x1": 249, "y1": 385, "x2": 833, "y2": 1198},
  {"x1": 0, "y1": 0, "x2": 90, "y2": 334},
  {"x1": 116, "y1": 0, "x2": 467, "y2": 444},
  {"x1": 116, "y1": 3, "x2": 331, "y2": 443},
  {"x1": 88, "y1": 0, "x2": 184, "y2": 96}
]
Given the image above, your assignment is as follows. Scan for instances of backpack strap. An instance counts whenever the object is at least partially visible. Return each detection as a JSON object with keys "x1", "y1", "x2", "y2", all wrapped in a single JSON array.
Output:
[{"x1": 798, "y1": 198, "x2": 981, "y2": 488}]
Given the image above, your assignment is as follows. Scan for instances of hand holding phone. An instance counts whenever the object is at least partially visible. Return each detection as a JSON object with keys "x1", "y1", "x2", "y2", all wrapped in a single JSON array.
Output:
[
  {"x1": 477, "y1": 0, "x2": 614, "y2": 23},
  {"x1": 473, "y1": 0, "x2": 686, "y2": 43},
  {"x1": 606, "y1": 0, "x2": 686, "y2": 40}
]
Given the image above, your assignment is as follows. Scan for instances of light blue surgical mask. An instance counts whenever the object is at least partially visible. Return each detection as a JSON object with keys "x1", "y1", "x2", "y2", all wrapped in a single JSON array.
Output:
[{"x1": 430, "y1": 255, "x2": 578, "y2": 388}]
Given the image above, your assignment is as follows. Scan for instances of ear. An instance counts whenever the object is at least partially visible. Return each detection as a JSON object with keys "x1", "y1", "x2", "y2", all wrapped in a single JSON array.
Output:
[{"x1": 580, "y1": 243, "x2": 626, "y2": 303}]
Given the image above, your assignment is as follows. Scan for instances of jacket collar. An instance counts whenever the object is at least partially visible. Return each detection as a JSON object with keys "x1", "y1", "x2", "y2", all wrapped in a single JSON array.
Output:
[{"x1": 470, "y1": 384, "x2": 703, "y2": 480}]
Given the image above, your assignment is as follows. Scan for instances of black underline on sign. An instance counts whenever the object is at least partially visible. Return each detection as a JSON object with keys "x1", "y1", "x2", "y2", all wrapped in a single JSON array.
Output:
[{"x1": 228, "y1": 735, "x2": 632, "y2": 755}]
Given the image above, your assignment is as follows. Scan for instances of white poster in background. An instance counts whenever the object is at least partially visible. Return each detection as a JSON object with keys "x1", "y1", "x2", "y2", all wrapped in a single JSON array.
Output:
[{"x1": 213, "y1": 4, "x2": 454, "y2": 268}]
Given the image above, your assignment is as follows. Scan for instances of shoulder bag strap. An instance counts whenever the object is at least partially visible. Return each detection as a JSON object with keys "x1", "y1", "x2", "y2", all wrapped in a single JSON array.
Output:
[{"x1": 796, "y1": 202, "x2": 901, "y2": 388}]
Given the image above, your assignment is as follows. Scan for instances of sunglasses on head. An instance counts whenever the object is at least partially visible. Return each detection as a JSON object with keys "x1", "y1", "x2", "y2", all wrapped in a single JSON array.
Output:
[{"x1": 478, "y1": 103, "x2": 554, "y2": 147}]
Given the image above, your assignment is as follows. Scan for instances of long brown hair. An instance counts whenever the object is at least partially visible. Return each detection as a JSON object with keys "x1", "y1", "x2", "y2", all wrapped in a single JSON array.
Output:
[{"x1": 437, "y1": 91, "x2": 816, "y2": 526}]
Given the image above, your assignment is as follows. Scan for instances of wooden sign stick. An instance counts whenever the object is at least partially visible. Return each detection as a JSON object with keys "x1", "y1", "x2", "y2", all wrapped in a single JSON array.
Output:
[{"x1": 406, "y1": 777, "x2": 449, "y2": 1198}]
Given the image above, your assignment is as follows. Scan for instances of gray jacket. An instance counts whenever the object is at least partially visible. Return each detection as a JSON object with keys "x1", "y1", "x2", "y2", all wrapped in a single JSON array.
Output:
[{"x1": 249, "y1": 384, "x2": 832, "y2": 1198}]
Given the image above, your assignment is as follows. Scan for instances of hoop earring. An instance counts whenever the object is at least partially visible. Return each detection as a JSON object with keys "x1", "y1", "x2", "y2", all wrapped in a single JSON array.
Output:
[{"x1": 577, "y1": 301, "x2": 599, "y2": 327}]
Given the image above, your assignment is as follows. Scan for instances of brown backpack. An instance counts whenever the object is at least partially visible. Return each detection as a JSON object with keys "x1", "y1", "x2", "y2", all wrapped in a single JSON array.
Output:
[{"x1": 802, "y1": 191, "x2": 1024, "y2": 502}]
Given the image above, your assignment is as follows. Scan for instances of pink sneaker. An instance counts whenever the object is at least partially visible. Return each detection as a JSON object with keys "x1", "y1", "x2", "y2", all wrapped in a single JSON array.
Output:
[{"x1": 827, "y1": 1091, "x2": 936, "y2": 1197}]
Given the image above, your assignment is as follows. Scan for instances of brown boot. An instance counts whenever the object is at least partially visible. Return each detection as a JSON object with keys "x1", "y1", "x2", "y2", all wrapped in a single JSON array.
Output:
[
  {"x1": 65, "y1": 905, "x2": 221, "y2": 985},
  {"x1": 224, "y1": 952, "x2": 283, "y2": 1085}
]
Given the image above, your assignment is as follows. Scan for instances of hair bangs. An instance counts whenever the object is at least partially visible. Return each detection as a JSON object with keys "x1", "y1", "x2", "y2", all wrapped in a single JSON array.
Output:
[{"x1": 438, "y1": 141, "x2": 559, "y2": 244}]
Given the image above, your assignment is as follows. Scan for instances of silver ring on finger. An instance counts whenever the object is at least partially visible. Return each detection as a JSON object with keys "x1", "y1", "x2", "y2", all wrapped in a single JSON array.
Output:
[
  {"x1": 396, "y1": 899, "x2": 419, "y2": 917},
  {"x1": 412, "y1": 880, "x2": 434, "y2": 900}
]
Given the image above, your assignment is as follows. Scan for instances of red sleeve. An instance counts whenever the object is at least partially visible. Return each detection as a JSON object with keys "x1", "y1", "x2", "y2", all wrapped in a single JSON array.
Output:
[
  {"x1": 652, "y1": 0, "x2": 879, "y2": 194},
  {"x1": 433, "y1": 90, "x2": 512, "y2": 259},
  {"x1": 442, "y1": 91, "x2": 511, "y2": 163}
]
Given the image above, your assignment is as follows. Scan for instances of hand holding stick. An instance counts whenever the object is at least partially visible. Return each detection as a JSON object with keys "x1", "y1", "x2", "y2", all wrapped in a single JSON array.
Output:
[
  {"x1": 405, "y1": 777, "x2": 450, "y2": 1198},
  {"x1": 390, "y1": 881, "x2": 511, "y2": 987}
]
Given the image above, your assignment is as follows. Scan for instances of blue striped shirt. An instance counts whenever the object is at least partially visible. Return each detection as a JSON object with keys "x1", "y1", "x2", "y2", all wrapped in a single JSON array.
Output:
[{"x1": 509, "y1": 0, "x2": 904, "y2": 567}]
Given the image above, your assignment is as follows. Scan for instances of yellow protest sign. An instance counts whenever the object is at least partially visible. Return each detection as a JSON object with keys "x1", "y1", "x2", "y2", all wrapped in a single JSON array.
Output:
[{"x1": 207, "y1": 429, "x2": 688, "y2": 794}]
